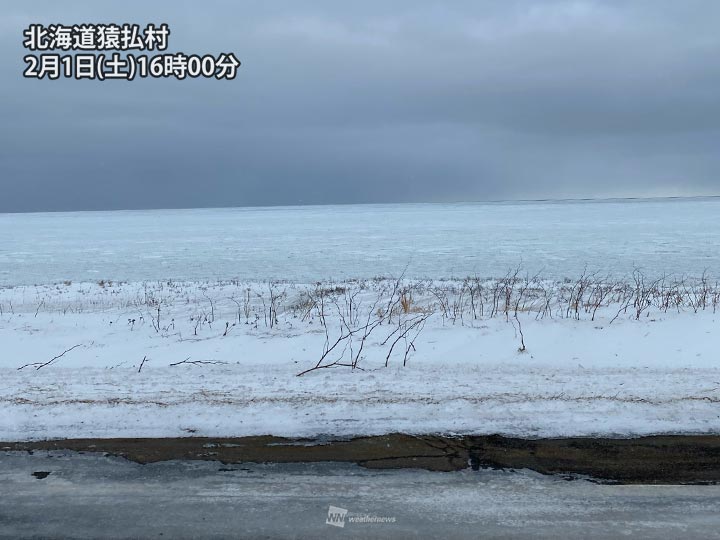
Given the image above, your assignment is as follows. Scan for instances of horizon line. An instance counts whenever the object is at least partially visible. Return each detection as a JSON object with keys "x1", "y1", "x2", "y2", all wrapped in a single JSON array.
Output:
[{"x1": 1, "y1": 194, "x2": 719, "y2": 216}]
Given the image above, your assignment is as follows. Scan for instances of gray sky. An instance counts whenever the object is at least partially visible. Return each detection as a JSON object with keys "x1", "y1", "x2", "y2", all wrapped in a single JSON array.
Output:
[{"x1": 1, "y1": 0, "x2": 719, "y2": 212}]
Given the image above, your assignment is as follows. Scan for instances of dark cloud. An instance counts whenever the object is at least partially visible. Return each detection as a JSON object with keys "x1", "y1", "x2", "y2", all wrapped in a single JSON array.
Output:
[{"x1": 0, "y1": 0, "x2": 718, "y2": 211}]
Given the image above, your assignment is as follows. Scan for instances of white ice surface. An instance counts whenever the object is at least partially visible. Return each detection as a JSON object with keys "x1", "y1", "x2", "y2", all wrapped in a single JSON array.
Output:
[{"x1": 1, "y1": 198, "x2": 718, "y2": 286}]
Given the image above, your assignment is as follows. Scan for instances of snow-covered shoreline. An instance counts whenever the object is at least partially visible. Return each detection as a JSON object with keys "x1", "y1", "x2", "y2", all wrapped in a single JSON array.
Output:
[{"x1": 1, "y1": 277, "x2": 718, "y2": 440}]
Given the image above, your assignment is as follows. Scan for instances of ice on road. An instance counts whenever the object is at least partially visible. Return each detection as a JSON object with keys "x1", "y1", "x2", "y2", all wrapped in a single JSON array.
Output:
[{"x1": 2, "y1": 452, "x2": 720, "y2": 539}]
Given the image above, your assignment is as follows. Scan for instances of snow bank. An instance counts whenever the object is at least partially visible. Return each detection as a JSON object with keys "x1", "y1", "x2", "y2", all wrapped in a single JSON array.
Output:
[{"x1": 0, "y1": 279, "x2": 718, "y2": 440}]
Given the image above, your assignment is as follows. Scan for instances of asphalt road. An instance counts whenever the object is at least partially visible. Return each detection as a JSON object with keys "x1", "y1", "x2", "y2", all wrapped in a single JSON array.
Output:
[{"x1": 1, "y1": 451, "x2": 720, "y2": 539}]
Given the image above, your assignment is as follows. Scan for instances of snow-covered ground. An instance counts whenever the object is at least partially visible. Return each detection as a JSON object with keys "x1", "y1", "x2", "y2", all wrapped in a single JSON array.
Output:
[{"x1": 0, "y1": 278, "x2": 718, "y2": 440}]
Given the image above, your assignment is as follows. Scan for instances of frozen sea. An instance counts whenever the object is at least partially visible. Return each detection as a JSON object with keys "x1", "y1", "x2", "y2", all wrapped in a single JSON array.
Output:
[{"x1": 0, "y1": 198, "x2": 718, "y2": 286}]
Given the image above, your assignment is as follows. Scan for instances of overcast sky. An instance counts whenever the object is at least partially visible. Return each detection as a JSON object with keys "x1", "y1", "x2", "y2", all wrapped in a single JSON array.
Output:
[{"x1": 1, "y1": 1, "x2": 719, "y2": 212}]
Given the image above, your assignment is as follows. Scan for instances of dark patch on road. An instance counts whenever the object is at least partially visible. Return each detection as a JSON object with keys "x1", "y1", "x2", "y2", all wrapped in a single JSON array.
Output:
[
  {"x1": 31, "y1": 471, "x2": 51, "y2": 479},
  {"x1": 5, "y1": 434, "x2": 720, "y2": 484}
]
